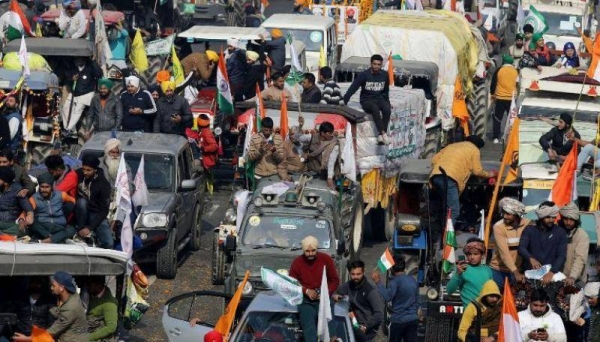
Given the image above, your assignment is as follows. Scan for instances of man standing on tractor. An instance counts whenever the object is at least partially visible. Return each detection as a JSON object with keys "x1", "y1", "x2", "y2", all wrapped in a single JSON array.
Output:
[
  {"x1": 559, "y1": 203, "x2": 589, "y2": 287},
  {"x1": 120, "y1": 76, "x2": 158, "y2": 132},
  {"x1": 260, "y1": 30, "x2": 286, "y2": 74},
  {"x1": 63, "y1": 58, "x2": 103, "y2": 132},
  {"x1": 247, "y1": 117, "x2": 287, "y2": 180},
  {"x1": 87, "y1": 78, "x2": 123, "y2": 136},
  {"x1": 154, "y1": 81, "x2": 193, "y2": 137},
  {"x1": 181, "y1": 50, "x2": 219, "y2": 84},
  {"x1": 343, "y1": 54, "x2": 391, "y2": 145},
  {"x1": 225, "y1": 39, "x2": 248, "y2": 102},
  {"x1": 490, "y1": 54, "x2": 518, "y2": 144},
  {"x1": 58, "y1": 0, "x2": 87, "y2": 39},
  {"x1": 489, "y1": 197, "x2": 529, "y2": 290},
  {"x1": 518, "y1": 201, "x2": 567, "y2": 286},
  {"x1": 457, "y1": 280, "x2": 503, "y2": 342},
  {"x1": 429, "y1": 135, "x2": 496, "y2": 224},
  {"x1": 447, "y1": 237, "x2": 493, "y2": 307}
]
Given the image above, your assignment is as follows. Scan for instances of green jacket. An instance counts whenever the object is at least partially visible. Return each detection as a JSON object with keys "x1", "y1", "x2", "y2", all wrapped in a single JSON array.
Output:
[
  {"x1": 87, "y1": 287, "x2": 118, "y2": 341},
  {"x1": 47, "y1": 293, "x2": 88, "y2": 342}
]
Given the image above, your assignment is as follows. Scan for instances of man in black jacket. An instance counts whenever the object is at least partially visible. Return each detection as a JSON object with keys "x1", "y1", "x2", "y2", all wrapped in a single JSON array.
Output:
[
  {"x1": 301, "y1": 73, "x2": 322, "y2": 104},
  {"x1": 539, "y1": 112, "x2": 580, "y2": 163},
  {"x1": 62, "y1": 58, "x2": 103, "y2": 131},
  {"x1": 153, "y1": 81, "x2": 193, "y2": 136},
  {"x1": 8, "y1": 277, "x2": 55, "y2": 336},
  {"x1": 120, "y1": 76, "x2": 157, "y2": 132},
  {"x1": 86, "y1": 78, "x2": 123, "y2": 136},
  {"x1": 0, "y1": 148, "x2": 35, "y2": 197},
  {"x1": 333, "y1": 260, "x2": 384, "y2": 342},
  {"x1": 75, "y1": 154, "x2": 112, "y2": 249},
  {"x1": 343, "y1": 54, "x2": 391, "y2": 145}
]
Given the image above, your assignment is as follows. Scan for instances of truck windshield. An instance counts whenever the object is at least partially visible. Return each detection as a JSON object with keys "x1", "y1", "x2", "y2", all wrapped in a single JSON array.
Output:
[
  {"x1": 538, "y1": 12, "x2": 581, "y2": 37},
  {"x1": 242, "y1": 215, "x2": 331, "y2": 249},
  {"x1": 276, "y1": 29, "x2": 323, "y2": 52}
]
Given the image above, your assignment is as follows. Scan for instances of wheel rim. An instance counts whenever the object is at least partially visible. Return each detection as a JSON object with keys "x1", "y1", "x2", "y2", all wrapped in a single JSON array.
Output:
[{"x1": 352, "y1": 206, "x2": 363, "y2": 253}]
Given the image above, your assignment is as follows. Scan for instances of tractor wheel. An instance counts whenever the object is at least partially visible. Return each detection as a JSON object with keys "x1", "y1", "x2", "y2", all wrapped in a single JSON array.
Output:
[
  {"x1": 28, "y1": 144, "x2": 56, "y2": 167},
  {"x1": 139, "y1": 56, "x2": 167, "y2": 89},
  {"x1": 348, "y1": 196, "x2": 365, "y2": 260},
  {"x1": 226, "y1": 1, "x2": 245, "y2": 27},
  {"x1": 212, "y1": 231, "x2": 226, "y2": 285},
  {"x1": 420, "y1": 124, "x2": 442, "y2": 159},
  {"x1": 384, "y1": 200, "x2": 395, "y2": 242},
  {"x1": 467, "y1": 77, "x2": 490, "y2": 139},
  {"x1": 112, "y1": 79, "x2": 124, "y2": 97},
  {"x1": 507, "y1": 0, "x2": 518, "y2": 21}
]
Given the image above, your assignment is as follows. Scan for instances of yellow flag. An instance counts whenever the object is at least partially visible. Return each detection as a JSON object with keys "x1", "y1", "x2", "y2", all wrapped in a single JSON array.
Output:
[
  {"x1": 214, "y1": 270, "x2": 250, "y2": 337},
  {"x1": 319, "y1": 45, "x2": 327, "y2": 68},
  {"x1": 130, "y1": 29, "x2": 148, "y2": 73},
  {"x1": 171, "y1": 45, "x2": 185, "y2": 84}
]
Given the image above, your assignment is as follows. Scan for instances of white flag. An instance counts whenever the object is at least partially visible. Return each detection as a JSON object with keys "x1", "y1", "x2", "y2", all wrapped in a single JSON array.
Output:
[
  {"x1": 114, "y1": 155, "x2": 133, "y2": 258},
  {"x1": 516, "y1": 0, "x2": 525, "y2": 30},
  {"x1": 93, "y1": 0, "x2": 112, "y2": 69},
  {"x1": 317, "y1": 266, "x2": 332, "y2": 342},
  {"x1": 18, "y1": 35, "x2": 29, "y2": 76},
  {"x1": 260, "y1": 267, "x2": 303, "y2": 306},
  {"x1": 503, "y1": 93, "x2": 517, "y2": 141},
  {"x1": 341, "y1": 122, "x2": 356, "y2": 182},
  {"x1": 242, "y1": 114, "x2": 254, "y2": 164},
  {"x1": 131, "y1": 155, "x2": 149, "y2": 207},
  {"x1": 478, "y1": 209, "x2": 485, "y2": 241}
]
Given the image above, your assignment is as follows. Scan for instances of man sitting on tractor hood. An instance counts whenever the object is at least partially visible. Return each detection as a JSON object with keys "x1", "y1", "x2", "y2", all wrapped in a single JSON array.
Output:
[
  {"x1": 429, "y1": 135, "x2": 497, "y2": 224},
  {"x1": 458, "y1": 280, "x2": 503, "y2": 342}
]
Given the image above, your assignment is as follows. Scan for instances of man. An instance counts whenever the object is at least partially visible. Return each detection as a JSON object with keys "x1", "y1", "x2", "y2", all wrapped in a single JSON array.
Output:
[
  {"x1": 0, "y1": 148, "x2": 35, "y2": 197},
  {"x1": 559, "y1": 202, "x2": 589, "y2": 286},
  {"x1": 261, "y1": 30, "x2": 286, "y2": 73},
  {"x1": 289, "y1": 236, "x2": 340, "y2": 342},
  {"x1": 490, "y1": 54, "x2": 518, "y2": 143},
  {"x1": 0, "y1": 167, "x2": 34, "y2": 237},
  {"x1": 247, "y1": 117, "x2": 287, "y2": 180},
  {"x1": 106, "y1": 20, "x2": 129, "y2": 69},
  {"x1": 87, "y1": 78, "x2": 123, "y2": 135},
  {"x1": 523, "y1": 24, "x2": 534, "y2": 52},
  {"x1": 343, "y1": 54, "x2": 391, "y2": 145},
  {"x1": 225, "y1": 38, "x2": 248, "y2": 102},
  {"x1": 98, "y1": 138, "x2": 124, "y2": 188},
  {"x1": 154, "y1": 81, "x2": 193, "y2": 136},
  {"x1": 447, "y1": 238, "x2": 493, "y2": 307},
  {"x1": 294, "y1": 119, "x2": 339, "y2": 188},
  {"x1": 458, "y1": 280, "x2": 503, "y2": 342},
  {"x1": 518, "y1": 289, "x2": 566, "y2": 342},
  {"x1": 569, "y1": 116, "x2": 600, "y2": 171},
  {"x1": 292, "y1": 0, "x2": 313, "y2": 14},
  {"x1": 259, "y1": 72, "x2": 292, "y2": 101},
  {"x1": 539, "y1": 113, "x2": 580, "y2": 163},
  {"x1": 186, "y1": 114, "x2": 219, "y2": 170},
  {"x1": 333, "y1": 260, "x2": 383, "y2": 342},
  {"x1": 58, "y1": 0, "x2": 87, "y2": 39},
  {"x1": 242, "y1": 50, "x2": 267, "y2": 100},
  {"x1": 13, "y1": 271, "x2": 88, "y2": 342},
  {"x1": 508, "y1": 33, "x2": 525, "y2": 67},
  {"x1": 371, "y1": 257, "x2": 419, "y2": 342},
  {"x1": 282, "y1": 126, "x2": 306, "y2": 175},
  {"x1": 45, "y1": 155, "x2": 79, "y2": 198},
  {"x1": 75, "y1": 154, "x2": 112, "y2": 249},
  {"x1": 319, "y1": 66, "x2": 344, "y2": 105},
  {"x1": 429, "y1": 136, "x2": 496, "y2": 224},
  {"x1": 518, "y1": 201, "x2": 567, "y2": 286},
  {"x1": 62, "y1": 58, "x2": 103, "y2": 131},
  {"x1": 585, "y1": 282, "x2": 600, "y2": 341},
  {"x1": 120, "y1": 76, "x2": 158, "y2": 132},
  {"x1": 1, "y1": 95, "x2": 23, "y2": 156},
  {"x1": 181, "y1": 50, "x2": 219, "y2": 83},
  {"x1": 489, "y1": 197, "x2": 529, "y2": 290},
  {"x1": 300, "y1": 73, "x2": 322, "y2": 104},
  {"x1": 28, "y1": 173, "x2": 76, "y2": 244},
  {"x1": 86, "y1": 276, "x2": 118, "y2": 342},
  {"x1": 7, "y1": 277, "x2": 55, "y2": 336}
]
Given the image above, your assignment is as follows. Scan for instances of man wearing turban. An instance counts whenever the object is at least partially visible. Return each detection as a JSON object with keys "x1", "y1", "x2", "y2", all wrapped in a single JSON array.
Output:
[
  {"x1": 181, "y1": 50, "x2": 219, "y2": 83},
  {"x1": 518, "y1": 201, "x2": 567, "y2": 285},
  {"x1": 584, "y1": 282, "x2": 600, "y2": 341},
  {"x1": 258, "y1": 30, "x2": 286, "y2": 73},
  {"x1": 489, "y1": 197, "x2": 529, "y2": 290},
  {"x1": 120, "y1": 75, "x2": 158, "y2": 132},
  {"x1": 242, "y1": 50, "x2": 267, "y2": 100},
  {"x1": 447, "y1": 237, "x2": 493, "y2": 307},
  {"x1": 539, "y1": 112, "x2": 580, "y2": 163},
  {"x1": 226, "y1": 38, "x2": 248, "y2": 101},
  {"x1": 153, "y1": 81, "x2": 193, "y2": 136},
  {"x1": 98, "y1": 138, "x2": 124, "y2": 187},
  {"x1": 58, "y1": 0, "x2": 86, "y2": 39},
  {"x1": 293, "y1": 0, "x2": 313, "y2": 14},
  {"x1": 559, "y1": 202, "x2": 589, "y2": 287},
  {"x1": 86, "y1": 78, "x2": 122, "y2": 137},
  {"x1": 289, "y1": 236, "x2": 339, "y2": 342}
]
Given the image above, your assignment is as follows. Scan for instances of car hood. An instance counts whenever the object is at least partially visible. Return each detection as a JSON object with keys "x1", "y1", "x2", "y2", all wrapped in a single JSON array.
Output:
[
  {"x1": 139, "y1": 192, "x2": 175, "y2": 214},
  {"x1": 235, "y1": 252, "x2": 301, "y2": 278}
]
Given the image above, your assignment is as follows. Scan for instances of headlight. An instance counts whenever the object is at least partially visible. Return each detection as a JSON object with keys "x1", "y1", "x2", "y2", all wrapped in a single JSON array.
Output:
[
  {"x1": 141, "y1": 213, "x2": 169, "y2": 228},
  {"x1": 224, "y1": 208, "x2": 236, "y2": 225},
  {"x1": 242, "y1": 281, "x2": 253, "y2": 295}
]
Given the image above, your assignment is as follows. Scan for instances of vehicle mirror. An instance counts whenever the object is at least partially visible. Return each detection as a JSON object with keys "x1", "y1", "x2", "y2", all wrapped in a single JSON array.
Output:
[
  {"x1": 180, "y1": 179, "x2": 197, "y2": 191},
  {"x1": 336, "y1": 240, "x2": 345, "y2": 255},
  {"x1": 225, "y1": 234, "x2": 236, "y2": 252}
]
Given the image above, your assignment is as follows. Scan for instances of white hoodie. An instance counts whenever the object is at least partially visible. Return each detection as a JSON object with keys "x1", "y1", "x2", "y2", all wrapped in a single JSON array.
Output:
[{"x1": 518, "y1": 304, "x2": 566, "y2": 342}]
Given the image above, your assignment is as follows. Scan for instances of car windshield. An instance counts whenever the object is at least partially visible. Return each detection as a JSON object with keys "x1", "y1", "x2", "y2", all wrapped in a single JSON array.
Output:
[
  {"x1": 242, "y1": 215, "x2": 331, "y2": 249},
  {"x1": 234, "y1": 311, "x2": 349, "y2": 342},
  {"x1": 539, "y1": 12, "x2": 581, "y2": 37},
  {"x1": 276, "y1": 29, "x2": 323, "y2": 52}
]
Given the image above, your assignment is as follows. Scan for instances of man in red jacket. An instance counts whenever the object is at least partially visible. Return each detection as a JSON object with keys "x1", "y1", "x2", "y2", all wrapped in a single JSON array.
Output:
[
  {"x1": 289, "y1": 235, "x2": 340, "y2": 342},
  {"x1": 45, "y1": 155, "x2": 79, "y2": 198}
]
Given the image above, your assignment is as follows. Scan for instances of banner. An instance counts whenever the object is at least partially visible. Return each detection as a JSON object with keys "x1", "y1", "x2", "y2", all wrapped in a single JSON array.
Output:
[
  {"x1": 312, "y1": 5, "x2": 360, "y2": 44},
  {"x1": 146, "y1": 35, "x2": 175, "y2": 56},
  {"x1": 261, "y1": 267, "x2": 303, "y2": 306}
]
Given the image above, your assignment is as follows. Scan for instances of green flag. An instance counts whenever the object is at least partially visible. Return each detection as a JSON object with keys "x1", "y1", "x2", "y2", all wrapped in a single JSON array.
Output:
[{"x1": 524, "y1": 6, "x2": 548, "y2": 34}]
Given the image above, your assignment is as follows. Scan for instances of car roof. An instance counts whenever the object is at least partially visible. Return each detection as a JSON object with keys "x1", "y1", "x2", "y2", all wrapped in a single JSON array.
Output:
[
  {"x1": 80, "y1": 132, "x2": 188, "y2": 155},
  {"x1": 261, "y1": 14, "x2": 335, "y2": 30},
  {"x1": 253, "y1": 176, "x2": 337, "y2": 205},
  {"x1": 4, "y1": 38, "x2": 94, "y2": 56},
  {"x1": 41, "y1": 9, "x2": 125, "y2": 25},
  {"x1": 246, "y1": 291, "x2": 349, "y2": 316},
  {"x1": 178, "y1": 26, "x2": 271, "y2": 41}
]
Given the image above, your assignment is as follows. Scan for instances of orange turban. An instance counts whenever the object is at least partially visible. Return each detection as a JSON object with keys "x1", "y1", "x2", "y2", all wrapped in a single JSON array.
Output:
[{"x1": 156, "y1": 70, "x2": 171, "y2": 83}]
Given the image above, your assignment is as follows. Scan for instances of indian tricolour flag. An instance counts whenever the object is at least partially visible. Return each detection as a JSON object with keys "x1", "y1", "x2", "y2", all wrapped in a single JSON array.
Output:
[
  {"x1": 442, "y1": 209, "x2": 457, "y2": 274},
  {"x1": 217, "y1": 50, "x2": 234, "y2": 115},
  {"x1": 6, "y1": 0, "x2": 34, "y2": 41},
  {"x1": 377, "y1": 248, "x2": 395, "y2": 273},
  {"x1": 498, "y1": 278, "x2": 523, "y2": 342}
]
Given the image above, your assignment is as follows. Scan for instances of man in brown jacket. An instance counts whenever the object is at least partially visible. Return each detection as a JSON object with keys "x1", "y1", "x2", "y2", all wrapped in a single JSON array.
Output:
[
  {"x1": 429, "y1": 135, "x2": 496, "y2": 224},
  {"x1": 181, "y1": 50, "x2": 219, "y2": 83},
  {"x1": 283, "y1": 126, "x2": 306, "y2": 176},
  {"x1": 259, "y1": 72, "x2": 292, "y2": 102},
  {"x1": 247, "y1": 117, "x2": 287, "y2": 180},
  {"x1": 559, "y1": 202, "x2": 590, "y2": 286},
  {"x1": 489, "y1": 197, "x2": 529, "y2": 290}
]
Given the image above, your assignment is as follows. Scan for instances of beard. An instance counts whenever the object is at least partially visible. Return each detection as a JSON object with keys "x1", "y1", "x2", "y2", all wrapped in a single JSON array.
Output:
[{"x1": 106, "y1": 157, "x2": 120, "y2": 179}]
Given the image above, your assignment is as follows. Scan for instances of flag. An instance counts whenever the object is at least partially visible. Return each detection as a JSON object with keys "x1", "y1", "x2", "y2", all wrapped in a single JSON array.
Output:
[
  {"x1": 286, "y1": 33, "x2": 304, "y2": 88},
  {"x1": 131, "y1": 155, "x2": 149, "y2": 207},
  {"x1": 319, "y1": 45, "x2": 327, "y2": 68},
  {"x1": 501, "y1": 118, "x2": 520, "y2": 185},
  {"x1": 18, "y1": 35, "x2": 29, "y2": 76},
  {"x1": 217, "y1": 50, "x2": 234, "y2": 115},
  {"x1": 524, "y1": 6, "x2": 548, "y2": 34},
  {"x1": 341, "y1": 122, "x2": 357, "y2": 182},
  {"x1": 503, "y1": 93, "x2": 518, "y2": 141},
  {"x1": 377, "y1": 248, "x2": 395, "y2": 273},
  {"x1": 317, "y1": 266, "x2": 332, "y2": 342},
  {"x1": 31, "y1": 326, "x2": 54, "y2": 342},
  {"x1": 146, "y1": 34, "x2": 175, "y2": 56},
  {"x1": 255, "y1": 83, "x2": 266, "y2": 121},
  {"x1": 260, "y1": 0, "x2": 269, "y2": 16},
  {"x1": 587, "y1": 32, "x2": 600, "y2": 82},
  {"x1": 130, "y1": 29, "x2": 149, "y2": 73},
  {"x1": 516, "y1": 0, "x2": 525, "y2": 30},
  {"x1": 115, "y1": 155, "x2": 133, "y2": 258},
  {"x1": 387, "y1": 52, "x2": 395, "y2": 87},
  {"x1": 442, "y1": 209, "x2": 457, "y2": 274},
  {"x1": 452, "y1": 77, "x2": 470, "y2": 135},
  {"x1": 478, "y1": 209, "x2": 485, "y2": 242},
  {"x1": 6, "y1": 0, "x2": 34, "y2": 41},
  {"x1": 548, "y1": 144, "x2": 578, "y2": 207},
  {"x1": 215, "y1": 270, "x2": 250, "y2": 337},
  {"x1": 171, "y1": 45, "x2": 185, "y2": 85},
  {"x1": 261, "y1": 267, "x2": 303, "y2": 305},
  {"x1": 498, "y1": 278, "x2": 523, "y2": 342},
  {"x1": 93, "y1": 0, "x2": 112, "y2": 69},
  {"x1": 279, "y1": 94, "x2": 289, "y2": 140}
]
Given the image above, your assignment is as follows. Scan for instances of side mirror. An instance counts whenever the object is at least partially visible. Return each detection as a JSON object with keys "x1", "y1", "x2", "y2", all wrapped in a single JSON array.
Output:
[
  {"x1": 336, "y1": 239, "x2": 345, "y2": 255},
  {"x1": 180, "y1": 179, "x2": 197, "y2": 191}
]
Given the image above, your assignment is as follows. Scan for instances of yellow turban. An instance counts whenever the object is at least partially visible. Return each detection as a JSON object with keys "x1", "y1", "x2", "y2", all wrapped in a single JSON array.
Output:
[
  {"x1": 271, "y1": 29, "x2": 283, "y2": 39},
  {"x1": 161, "y1": 81, "x2": 176, "y2": 93},
  {"x1": 246, "y1": 51, "x2": 259, "y2": 62},
  {"x1": 205, "y1": 50, "x2": 219, "y2": 62}
]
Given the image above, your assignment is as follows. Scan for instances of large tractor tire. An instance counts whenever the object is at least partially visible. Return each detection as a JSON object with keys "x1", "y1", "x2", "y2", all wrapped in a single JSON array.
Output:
[
  {"x1": 420, "y1": 124, "x2": 442, "y2": 159},
  {"x1": 212, "y1": 231, "x2": 226, "y2": 285},
  {"x1": 348, "y1": 195, "x2": 365, "y2": 260},
  {"x1": 467, "y1": 77, "x2": 491, "y2": 139},
  {"x1": 139, "y1": 56, "x2": 168, "y2": 89},
  {"x1": 226, "y1": 1, "x2": 245, "y2": 27}
]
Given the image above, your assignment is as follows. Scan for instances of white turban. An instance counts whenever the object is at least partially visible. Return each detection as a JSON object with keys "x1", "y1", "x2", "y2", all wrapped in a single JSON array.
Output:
[
  {"x1": 125, "y1": 75, "x2": 140, "y2": 88},
  {"x1": 560, "y1": 202, "x2": 580, "y2": 221},
  {"x1": 584, "y1": 282, "x2": 600, "y2": 298},
  {"x1": 535, "y1": 203, "x2": 559, "y2": 219},
  {"x1": 104, "y1": 138, "x2": 121, "y2": 155},
  {"x1": 246, "y1": 50, "x2": 259, "y2": 62},
  {"x1": 301, "y1": 236, "x2": 319, "y2": 251},
  {"x1": 227, "y1": 38, "x2": 240, "y2": 49},
  {"x1": 499, "y1": 197, "x2": 525, "y2": 216}
]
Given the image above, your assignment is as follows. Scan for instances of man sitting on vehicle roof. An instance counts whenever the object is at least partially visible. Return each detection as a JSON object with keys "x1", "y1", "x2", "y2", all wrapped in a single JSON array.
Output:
[
  {"x1": 154, "y1": 81, "x2": 193, "y2": 137},
  {"x1": 559, "y1": 203, "x2": 589, "y2": 287},
  {"x1": 259, "y1": 72, "x2": 292, "y2": 102},
  {"x1": 0, "y1": 167, "x2": 34, "y2": 238},
  {"x1": 86, "y1": 78, "x2": 123, "y2": 136},
  {"x1": 319, "y1": 66, "x2": 343, "y2": 106},
  {"x1": 294, "y1": 119, "x2": 340, "y2": 189},
  {"x1": 181, "y1": 50, "x2": 219, "y2": 84},
  {"x1": 58, "y1": 0, "x2": 87, "y2": 39},
  {"x1": 508, "y1": 33, "x2": 525, "y2": 67},
  {"x1": 85, "y1": 276, "x2": 118, "y2": 342},
  {"x1": 457, "y1": 280, "x2": 503, "y2": 342},
  {"x1": 0, "y1": 148, "x2": 36, "y2": 198},
  {"x1": 120, "y1": 76, "x2": 158, "y2": 132},
  {"x1": 539, "y1": 113, "x2": 580, "y2": 163},
  {"x1": 518, "y1": 288, "x2": 566, "y2": 342},
  {"x1": 45, "y1": 155, "x2": 79, "y2": 198},
  {"x1": 247, "y1": 117, "x2": 287, "y2": 181},
  {"x1": 283, "y1": 126, "x2": 306, "y2": 175},
  {"x1": 300, "y1": 73, "x2": 322, "y2": 104},
  {"x1": 28, "y1": 173, "x2": 76, "y2": 244}
]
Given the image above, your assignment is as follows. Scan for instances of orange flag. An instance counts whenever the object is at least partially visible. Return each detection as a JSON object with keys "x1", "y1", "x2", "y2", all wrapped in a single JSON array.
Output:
[
  {"x1": 501, "y1": 118, "x2": 520, "y2": 185},
  {"x1": 587, "y1": 32, "x2": 600, "y2": 81},
  {"x1": 256, "y1": 83, "x2": 265, "y2": 119},
  {"x1": 549, "y1": 143, "x2": 578, "y2": 207},
  {"x1": 388, "y1": 52, "x2": 394, "y2": 87},
  {"x1": 280, "y1": 93, "x2": 289, "y2": 140},
  {"x1": 452, "y1": 77, "x2": 469, "y2": 135},
  {"x1": 32, "y1": 326, "x2": 54, "y2": 342},
  {"x1": 497, "y1": 278, "x2": 522, "y2": 342},
  {"x1": 214, "y1": 270, "x2": 250, "y2": 337}
]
